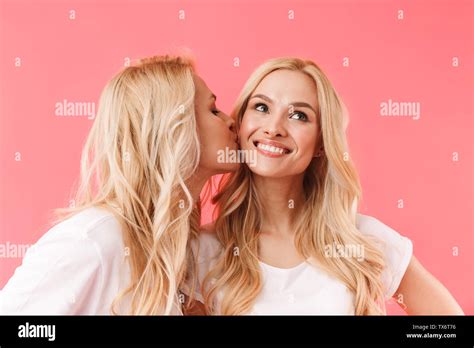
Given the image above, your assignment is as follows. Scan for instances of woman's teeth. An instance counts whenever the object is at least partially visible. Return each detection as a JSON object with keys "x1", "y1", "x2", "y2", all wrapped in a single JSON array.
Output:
[{"x1": 257, "y1": 143, "x2": 286, "y2": 154}]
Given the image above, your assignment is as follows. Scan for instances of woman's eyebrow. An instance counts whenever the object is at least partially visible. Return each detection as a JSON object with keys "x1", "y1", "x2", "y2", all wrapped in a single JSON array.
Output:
[
  {"x1": 290, "y1": 101, "x2": 317, "y2": 115},
  {"x1": 250, "y1": 94, "x2": 273, "y2": 103},
  {"x1": 210, "y1": 94, "x2": 217, "y2": 101}
]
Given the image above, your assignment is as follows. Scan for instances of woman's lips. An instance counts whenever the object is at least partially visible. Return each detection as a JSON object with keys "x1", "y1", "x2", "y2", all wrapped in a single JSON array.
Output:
[{"x1": 253, "y1": 139, "x2": 292, "y2": 157}]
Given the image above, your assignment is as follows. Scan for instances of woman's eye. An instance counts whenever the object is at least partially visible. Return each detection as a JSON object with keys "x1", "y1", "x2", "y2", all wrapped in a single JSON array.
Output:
[
  {"x1": 211, "y1": 109, "x2": 220, "y2": 116},
  {"x1": 290, "y1": 111, "x2": 308, "y2": 122},
  {"x1": 255, "y1": 103, "x2": 268, "y2": 113}
]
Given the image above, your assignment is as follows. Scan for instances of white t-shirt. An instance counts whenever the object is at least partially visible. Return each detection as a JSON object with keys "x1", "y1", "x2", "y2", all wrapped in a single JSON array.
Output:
[
  {"x1": 186, "y1": 213, "x2": 413, "y2": 315},
  {"x1": 0, "y1": 207, "x2": 181, "y2": 315}
]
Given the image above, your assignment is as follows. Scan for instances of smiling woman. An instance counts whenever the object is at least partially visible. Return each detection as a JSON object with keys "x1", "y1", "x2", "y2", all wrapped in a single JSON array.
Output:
[
  {"x1": 241, "y1": 69, "x2": 322, "y2": 176},
  {"x1": 184, "y1": 57, "x2": 464, "y2": 316}
]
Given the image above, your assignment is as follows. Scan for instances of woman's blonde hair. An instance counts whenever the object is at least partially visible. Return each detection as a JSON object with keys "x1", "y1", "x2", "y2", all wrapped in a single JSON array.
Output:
[
  {"x1": 204, "y1": 57, "x2": 387, "y2": 315},
  {"x1": 56, "y1": 55, "x2": 201, "y2": 314}
]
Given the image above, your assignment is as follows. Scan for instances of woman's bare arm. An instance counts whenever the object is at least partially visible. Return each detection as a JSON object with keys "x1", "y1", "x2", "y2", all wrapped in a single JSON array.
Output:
[{"x1": 394, "y1": 255, "x2": 464, "y2": 315}]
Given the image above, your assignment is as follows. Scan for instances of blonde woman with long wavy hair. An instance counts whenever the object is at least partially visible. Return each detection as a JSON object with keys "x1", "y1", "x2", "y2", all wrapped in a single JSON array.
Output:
[
  {"x1": 0, "y1": 55, "x2": 238, "y2": 314},
  {"x1": 185, "y1": 57, "x2": 464, "y2": 315}
]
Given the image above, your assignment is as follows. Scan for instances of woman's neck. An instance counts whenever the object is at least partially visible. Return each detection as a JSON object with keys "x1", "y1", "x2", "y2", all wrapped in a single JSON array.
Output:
[
  {"x1": 253, "y1": 173, "x2": 305, "y2": 237},
  {"x1": 187, "y1": 166, "x2": 215, "y2": 203}
]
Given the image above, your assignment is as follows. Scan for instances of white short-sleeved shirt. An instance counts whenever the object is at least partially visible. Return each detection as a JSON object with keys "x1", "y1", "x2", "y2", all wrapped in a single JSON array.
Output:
[
  {"x1": 185, "y1": 213, "x2": 413, "y2": 315},
  {"x1": 0, "y1": 207, "x2": 182, "y2": 315}
]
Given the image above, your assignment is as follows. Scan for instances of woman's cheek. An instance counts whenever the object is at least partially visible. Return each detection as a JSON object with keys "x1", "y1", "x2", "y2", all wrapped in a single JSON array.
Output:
[
  {"x1": 240, "y1": 114, "x2": 259, "y2": 137},
  {"x1": 238, "y1": 123, "x2": 251, "y2": 146},
  {"x1": 296, "y1": 125, "x2": 318, "y2": 148}
]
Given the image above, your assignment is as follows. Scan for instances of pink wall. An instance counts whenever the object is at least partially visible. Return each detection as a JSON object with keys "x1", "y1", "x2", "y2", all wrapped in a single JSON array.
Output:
[{"x1": 0, "y1": 0, "x2": 472, "y2": 314}]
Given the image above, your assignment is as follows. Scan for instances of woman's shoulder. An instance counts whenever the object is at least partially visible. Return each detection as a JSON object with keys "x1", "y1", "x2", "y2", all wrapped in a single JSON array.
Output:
[
  {"x1": 355, "y1": 213, "x2": 385, "y2": 232},
  {"x1": 52, "y1": 206, "x2": 120, "y2": 236},
  {"x1": 355, "y1": 213, "x2": 413, "y2": 299},
  {"x1": 0, "y1": 206, "x2": 126, "y2": 314},
  {"x1": 355, "y1": 213, "x2": 410, "y2": 244},
  {"x1": 46, "y1": 206, "x2": 125, "y2": 256},
  {"x1": 21, "y1": 205, "x2": 126, "y2": 287}
]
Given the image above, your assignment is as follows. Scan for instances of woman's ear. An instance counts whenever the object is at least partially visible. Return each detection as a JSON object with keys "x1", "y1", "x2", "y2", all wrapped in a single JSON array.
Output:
[
  {"x1": 314, "y1": 147, "x2": 324, "y2": 158},
  {"x1": 314, "y1": 131, "x2": 324, "y2": 158}
]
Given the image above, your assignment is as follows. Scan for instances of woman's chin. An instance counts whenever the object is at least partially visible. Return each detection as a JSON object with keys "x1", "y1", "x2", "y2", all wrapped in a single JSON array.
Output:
[{"x1": 246, "y1": 165, "x2": 285, "y2": 178}]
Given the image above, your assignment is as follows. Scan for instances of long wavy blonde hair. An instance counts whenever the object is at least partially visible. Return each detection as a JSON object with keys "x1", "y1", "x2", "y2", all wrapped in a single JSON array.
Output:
[
  {"x1": 203, "y1": 57, "x2": 387, "y2": 315},
  {"x1": 56, "y1": 55, "x2": 201, "y2": 314}
]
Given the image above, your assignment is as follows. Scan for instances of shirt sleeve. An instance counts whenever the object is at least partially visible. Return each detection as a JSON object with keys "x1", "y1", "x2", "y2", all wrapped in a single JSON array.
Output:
[
  {"x1": 356, "y1": 214, "x2": 413, "y2": 300},
  {"x1": 181, "y1": 231, "x2": 222, "y2": 304},
  {"x1": 0, "y1": 228, "x2": 104, "y2": 315}
]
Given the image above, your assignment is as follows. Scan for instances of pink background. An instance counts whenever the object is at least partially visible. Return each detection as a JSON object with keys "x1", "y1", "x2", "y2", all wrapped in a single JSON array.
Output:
[{"x1": 0, "y1": 0, "x2": 472, "y2": 314}]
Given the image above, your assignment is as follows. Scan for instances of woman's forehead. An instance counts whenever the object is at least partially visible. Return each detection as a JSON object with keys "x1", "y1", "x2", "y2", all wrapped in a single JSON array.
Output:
[{"x1": 253, "y1": 69, "x2": 318, "y2": 107}]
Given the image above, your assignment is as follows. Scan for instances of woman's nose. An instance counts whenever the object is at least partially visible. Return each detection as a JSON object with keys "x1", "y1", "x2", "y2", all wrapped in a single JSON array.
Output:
[
  {"x1": 263, "y1": 113, "x2": 287, "y2": 137},
  {"x1": 222, "y1": 113, "x2": 236, "y2": 133}
]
